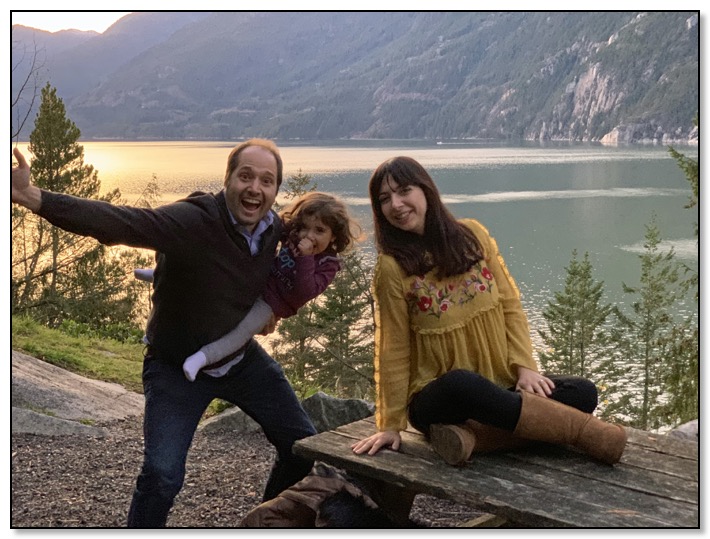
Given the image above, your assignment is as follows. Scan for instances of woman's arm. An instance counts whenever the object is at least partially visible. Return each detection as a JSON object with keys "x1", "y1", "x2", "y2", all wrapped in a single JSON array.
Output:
[
  {"x1": 352, "y1": 255, "x2": 412, "y2": 456},
  {"x1": 474, "y1": 221, "x2": 554, "y2": 396},
  {"x1": 516, "y1": 365, "x2": 554, "y2": 396},
  {"x1": 466, "y1": 220, "x2": 539, "y2": 373},
  {"x1": 371, "y1": 255, "x2": 412, "y2": 434}
]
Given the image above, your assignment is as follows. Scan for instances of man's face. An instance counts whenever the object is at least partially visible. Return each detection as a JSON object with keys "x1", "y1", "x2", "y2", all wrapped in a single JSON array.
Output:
[{"x1": 224, "y1": 146, "x2": 279, "y2": 231}]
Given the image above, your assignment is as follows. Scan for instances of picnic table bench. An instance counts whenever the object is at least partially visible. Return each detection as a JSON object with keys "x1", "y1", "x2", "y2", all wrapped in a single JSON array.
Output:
[{"x1": 293, "y1": 417, "x2": 698, "y2": 528}]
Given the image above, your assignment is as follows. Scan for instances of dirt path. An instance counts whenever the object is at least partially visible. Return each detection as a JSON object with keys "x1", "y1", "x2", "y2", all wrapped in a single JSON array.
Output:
[{"x1": 10, "y1": 350, "x2": 482, "y2": 528}]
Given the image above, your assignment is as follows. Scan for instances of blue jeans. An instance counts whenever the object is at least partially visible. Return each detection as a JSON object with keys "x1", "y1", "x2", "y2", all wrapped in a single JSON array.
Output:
[{"x1": 126, "y1": 340, "x2": 316, "y2": 528}]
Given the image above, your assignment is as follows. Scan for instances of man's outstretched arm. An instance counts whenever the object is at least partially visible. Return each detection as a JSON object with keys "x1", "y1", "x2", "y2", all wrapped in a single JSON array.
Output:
[{"x1": 11, "y1": 148, "x2": 41, "y2": 212}]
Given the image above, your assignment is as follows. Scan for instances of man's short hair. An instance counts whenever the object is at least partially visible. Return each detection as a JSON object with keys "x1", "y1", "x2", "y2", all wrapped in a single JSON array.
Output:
[{"x1": 224, "y1": 138, "x2": 283, "y2": 188}]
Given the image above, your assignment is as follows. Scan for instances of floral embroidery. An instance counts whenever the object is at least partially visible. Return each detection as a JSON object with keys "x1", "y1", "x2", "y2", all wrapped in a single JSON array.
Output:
[
  {"x1": 417, "y1": 296, "x2": 432, "y2": 312},
  {"x1": 406, "y1": 262, "x2": 495, "y2": 318}
]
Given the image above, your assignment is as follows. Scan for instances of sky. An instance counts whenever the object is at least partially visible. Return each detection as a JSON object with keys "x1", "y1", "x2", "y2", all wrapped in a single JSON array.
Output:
[
  {"x1": 10, "y1": 4, "x2": 699, "y2": 34},
  {"x1": 11, "y1": 12, "x2": 132, "y2": 33}
]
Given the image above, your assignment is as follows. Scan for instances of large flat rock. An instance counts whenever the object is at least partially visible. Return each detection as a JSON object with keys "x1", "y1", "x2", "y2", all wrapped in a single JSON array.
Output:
[
  {"x1": 11, "y1": 350, "x2": 144, "y2": 427},
  {"x1": 12, "y1": 407, "x2": 108, "y2": 437}
]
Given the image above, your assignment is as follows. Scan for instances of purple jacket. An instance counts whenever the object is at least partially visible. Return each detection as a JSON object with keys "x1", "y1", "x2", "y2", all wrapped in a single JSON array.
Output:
[{"x1": 265, "y1": 242, "x2": 341, "y2": 318}]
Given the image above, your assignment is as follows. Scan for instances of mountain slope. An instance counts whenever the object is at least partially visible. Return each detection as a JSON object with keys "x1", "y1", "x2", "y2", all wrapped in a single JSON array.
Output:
[{"x1": 12, "y1": 11, "x2": 699, "y2": 142}]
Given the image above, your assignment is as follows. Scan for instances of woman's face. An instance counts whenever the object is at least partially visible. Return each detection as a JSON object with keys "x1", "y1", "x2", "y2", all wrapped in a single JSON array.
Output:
[{"x1": 377, "y1": 176, "x2": 427, "y2": 236}]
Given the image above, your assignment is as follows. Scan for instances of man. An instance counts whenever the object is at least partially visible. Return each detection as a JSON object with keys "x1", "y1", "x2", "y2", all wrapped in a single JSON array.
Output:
[{"x1": 11, "y1": 140, "x2": 317, "y2": 527}]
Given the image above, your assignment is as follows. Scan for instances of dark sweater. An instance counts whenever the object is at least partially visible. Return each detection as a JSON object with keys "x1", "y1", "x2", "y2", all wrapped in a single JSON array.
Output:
[{"x1": 37, "y1": 190, "x2": 281, "y2": 365}]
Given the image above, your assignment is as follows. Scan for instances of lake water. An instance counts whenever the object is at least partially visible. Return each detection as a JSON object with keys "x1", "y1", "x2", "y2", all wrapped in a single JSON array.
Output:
[{"x1": 16, "y1": 140, "x2": 698, "y2": 352}]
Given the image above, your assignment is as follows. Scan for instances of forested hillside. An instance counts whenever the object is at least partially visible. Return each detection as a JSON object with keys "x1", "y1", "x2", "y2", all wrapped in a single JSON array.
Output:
[{"x1": 12, "y1": 11, "x2": 699, "y2": 142}]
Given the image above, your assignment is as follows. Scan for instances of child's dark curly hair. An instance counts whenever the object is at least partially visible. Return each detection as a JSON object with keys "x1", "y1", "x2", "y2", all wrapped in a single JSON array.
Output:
[{"x1": 280, "y1": 192, "x2": 361, "y2": 254}]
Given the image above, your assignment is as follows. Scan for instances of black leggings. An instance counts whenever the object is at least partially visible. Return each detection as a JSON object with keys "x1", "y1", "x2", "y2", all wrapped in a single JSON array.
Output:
[{"x1": 407, "y1": 369, "x2": 598, "y2": 436}]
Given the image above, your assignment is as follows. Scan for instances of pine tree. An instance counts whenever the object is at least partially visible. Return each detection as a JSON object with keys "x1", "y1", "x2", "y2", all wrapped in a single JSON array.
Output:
[
  {"x1": 658, "y1": 321, "x2": 698, "y2": 426},
  {"x1": 659, "y1": 117, "x2": 699, "y2": 426},
  {"x1": 282, "y1": 169, "x2": 317, "y2": 202},
  {"x1": 11, "y1": 83, "x2": 150, "y2": 336},
  {"x1": 538, "y1": 250, "x2": 613, "y2": 377},
  {"x1": 538, "y1": 250, "x2": 621, "y2": 418},
  {"x1": 612, "y1": 216, "x2": 685, "y2": 430},
  {"x1": 270, "y1": 303, "x2": 323, "y2": 397},
  {"x1": 272, "y1": 249, "x2": 375, "y2": 399},
  {"x1": 600, "y1": 123, "x2": 699, "y2": 429},
  {"x1": 309, "y1": 250, "x2": 375, "y2": 398}
]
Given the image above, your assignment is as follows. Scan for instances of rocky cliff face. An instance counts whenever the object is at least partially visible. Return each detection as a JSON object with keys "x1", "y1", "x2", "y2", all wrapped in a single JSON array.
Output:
[
  {"x1": 521, "y1": 13, "x2": 699, "y2": 145},
  {"x1": 535, "y1": 60, "x2": 699, "y2": 145},
  {"x1": 600, "y1": 124, "x2": 699, "y2": 146}
]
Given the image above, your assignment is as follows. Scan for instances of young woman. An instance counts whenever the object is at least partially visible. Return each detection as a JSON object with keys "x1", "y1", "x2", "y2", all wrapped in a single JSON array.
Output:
[
  {"x1": 182, "y1": 192, "x2": 359, "y2": 381},
  {"x1": 351, "y1": 156, "x2": 626, "y2": 466}
]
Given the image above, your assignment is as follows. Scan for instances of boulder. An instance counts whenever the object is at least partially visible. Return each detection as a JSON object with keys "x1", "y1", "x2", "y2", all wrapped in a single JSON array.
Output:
[
  {"x1": 197, "y1": 406, "x2": 262, "y2": 434},
  {"x1": 301, "y1": 391, "x2": 375, "y2": 433},
  {"x1": 667, "y1": 420, "x2": 698, "y2": 442}
]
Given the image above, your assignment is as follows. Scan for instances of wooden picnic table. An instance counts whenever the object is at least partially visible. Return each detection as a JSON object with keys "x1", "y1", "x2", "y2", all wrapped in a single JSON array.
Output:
[{"x1": 293, "y1": 417, "x2": 698, "y2": 528}]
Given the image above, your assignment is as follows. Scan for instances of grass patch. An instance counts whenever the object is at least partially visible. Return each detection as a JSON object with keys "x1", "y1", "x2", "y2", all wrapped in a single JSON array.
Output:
[
  {"x1": 12, "y1": 316, "x2": 144, "y2": 394},
  {"x1": 11, "y1": 316, "x2": 231, "y2": 418}
]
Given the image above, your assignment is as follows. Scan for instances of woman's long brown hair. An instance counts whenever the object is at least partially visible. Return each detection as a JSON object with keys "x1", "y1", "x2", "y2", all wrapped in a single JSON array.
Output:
[{"x1": 369, "y1": 156, "x2": 483, "y2": 278}]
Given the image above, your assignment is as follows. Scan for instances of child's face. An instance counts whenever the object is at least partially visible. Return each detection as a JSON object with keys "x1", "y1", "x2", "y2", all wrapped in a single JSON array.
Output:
[{"x1": 295, "y1": 214, "x2": 335, "y2": 256}]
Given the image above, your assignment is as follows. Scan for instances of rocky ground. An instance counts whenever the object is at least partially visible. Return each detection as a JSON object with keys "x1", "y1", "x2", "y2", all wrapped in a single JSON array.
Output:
[
  {"x1": 11, "y1": 416, "x2": 482, "y2": 528},
  {"x1": 11, "y1": 351, "x2": 482, "y2": 528}
]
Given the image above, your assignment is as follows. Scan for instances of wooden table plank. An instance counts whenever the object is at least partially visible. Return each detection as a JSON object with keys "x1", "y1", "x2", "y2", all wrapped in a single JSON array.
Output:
[
  {"x1": 295, "y1": 430, "x2": 676, "y2": 527},
  {"x1": 333, "y1": 418, "x2": 698, "y2": 494},
  {"x1": 293, "y1": 418, "x2": 698, "y2": 528},
  {"x1": 626, "y1": 428, "x2": 698, "y2": 460},
  {"x1": 502, "y1": 450, "x2": 698, "y2": 504},
  {"x1": 462, "y1": 454, "x2": 698, "y2": 526}
]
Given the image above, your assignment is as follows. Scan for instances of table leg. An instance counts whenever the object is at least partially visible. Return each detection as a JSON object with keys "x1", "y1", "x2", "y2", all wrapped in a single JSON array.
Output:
[{"x1": 355, "y1": 475, "x2": 417, "y2": 526}]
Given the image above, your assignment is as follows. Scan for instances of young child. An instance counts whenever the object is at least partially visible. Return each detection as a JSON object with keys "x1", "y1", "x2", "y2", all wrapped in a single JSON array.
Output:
[{"x1": 181, "y1": 192, "x2": 359, "y2": 381}]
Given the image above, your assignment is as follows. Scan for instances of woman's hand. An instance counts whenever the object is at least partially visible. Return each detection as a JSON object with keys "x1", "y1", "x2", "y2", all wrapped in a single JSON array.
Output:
[
  {"x1": 351, "y1": 430, "x2": 401, "y2": 456},
  {"x1": 515, "y1": 366, "x2": 555, "y2": 397}
]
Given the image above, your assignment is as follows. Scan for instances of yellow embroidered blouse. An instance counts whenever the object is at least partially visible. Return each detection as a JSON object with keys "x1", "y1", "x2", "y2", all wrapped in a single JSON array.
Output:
[{"x1": 373, "y1": 218, "x2": 539, "y2": 431}]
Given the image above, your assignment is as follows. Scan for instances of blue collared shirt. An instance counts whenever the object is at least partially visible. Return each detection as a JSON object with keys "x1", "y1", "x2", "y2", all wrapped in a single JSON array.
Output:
[{"x1": 229, "y1": 203, "x2": 275, "y2": 256}]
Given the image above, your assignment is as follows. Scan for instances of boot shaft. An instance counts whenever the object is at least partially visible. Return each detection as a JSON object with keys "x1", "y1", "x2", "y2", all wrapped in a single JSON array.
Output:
[{"x1": 513, "y1": 391, "x2": 627, "y2": 464}]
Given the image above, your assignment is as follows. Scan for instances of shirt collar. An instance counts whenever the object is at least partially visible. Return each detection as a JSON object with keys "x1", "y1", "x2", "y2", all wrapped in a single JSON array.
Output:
[
  {"x1": 238, "y1": 210, "x2": 275, "y2": 238},
  {"x1": 225, "y1": 197, "x2": 275, "y2": 255}
]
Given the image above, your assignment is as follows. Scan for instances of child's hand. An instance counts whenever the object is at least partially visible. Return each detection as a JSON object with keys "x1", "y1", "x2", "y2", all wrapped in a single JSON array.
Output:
[
  {"x1": 295, "y1": 237, "x2": 315, "y2": 256},
  {"x1": 258, "y1": 314, "x2": 279, "y2": 335}
]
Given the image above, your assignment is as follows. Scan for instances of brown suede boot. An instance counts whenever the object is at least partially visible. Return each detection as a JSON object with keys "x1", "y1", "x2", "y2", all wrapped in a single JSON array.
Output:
[
  {"x1": 463, "y1": 419, "x2": 530, "y2": 454},
  {"x1": 513, "y1": 390, "x2": 627, "y2": 465},
  {"x1": 429, "y1": 421, "x2": 527, "y2": 466},
  {"x1": 429, "y1": 423, "x2": 476, "y2": 466}
]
